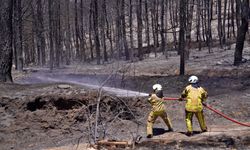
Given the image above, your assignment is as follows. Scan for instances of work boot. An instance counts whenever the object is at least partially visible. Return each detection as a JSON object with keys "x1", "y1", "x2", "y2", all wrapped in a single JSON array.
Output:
[
  {"x1": 202, "y1": 129, "x2": 207, "y2": 132},
  {"x1": 147, "y1": 134, "x2": 153, "y2": 138},
  {"x1": 186, "y1": 131, "x2": 193, "y2": 137}
]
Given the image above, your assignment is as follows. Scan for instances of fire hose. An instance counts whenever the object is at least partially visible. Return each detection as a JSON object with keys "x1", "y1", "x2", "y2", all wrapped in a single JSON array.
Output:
[{"x1": 163, "y1": 97, "x2": 250, "y2": 127}]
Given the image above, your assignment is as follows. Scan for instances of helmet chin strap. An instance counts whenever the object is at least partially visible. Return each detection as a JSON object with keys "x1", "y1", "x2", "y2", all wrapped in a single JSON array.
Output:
[{"x1": 156, "y1": 90, "x2": 164, "y2": 98}]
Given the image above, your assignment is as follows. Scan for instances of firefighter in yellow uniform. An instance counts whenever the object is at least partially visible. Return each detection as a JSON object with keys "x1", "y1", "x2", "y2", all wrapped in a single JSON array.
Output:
[
  {"x1": 180, "y1": 76, "x2": 208, "y2": 136},
  {"x1": 147, "y1": 84, "x2": 173, "y2": 138}
]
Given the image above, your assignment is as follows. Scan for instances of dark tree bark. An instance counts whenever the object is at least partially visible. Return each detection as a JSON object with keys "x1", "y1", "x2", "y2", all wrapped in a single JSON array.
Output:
[
  {"x1": 80, "y1": 0, "x2": 87, "y2": 62},
  {"x1": 129, "y1": 0, "x2": 134, "y2": 59},
  {"x1": 55, "y1": 0, "x2": 62, "y2": 68},
  {"x1": 65, "y1": 0, "x2": 71, "y2": 65},
  {"x1": 164, "y1": 0, "x2": 169, "y2": 58},
  {"x1": 89, "y1": 1, "x2": 94, "y2": 60},
  {"x1": 217, "y1": 0, "x2": 223, "y2": 48},
  {"x1": 93, "y1": 0, "x2": 101, "y2": 64},
  {"x1": 196, "y1": 0, "x2": 202, "y2": 51},
  {"x1": 0, "y1": 0, "x2": 14, "y2": 82},
  {"x1": 136, "y1": 0, "x2": 143, "y2": 60},
  {"x1": 121, "y1": 0, "x2": 129, "y2": 60},
  {"x1": 234, "y1": 0, "x2": 249, "y2": 65},
  {"x1": 36, "y1": 0, "x2": 46, "y2": 66},
  {"x1": 222, "y1": 0, "x2": 228, "y2": 45},
  {"x1": 160, "y1": 0, "x2": 166, "y2": 54},
  {"x1": 236, "y1": 0, "x2": 241, "y2": 30},
  {"x1": 13, "y1": 0, "x2": 23, "y2": 71},
  {"x1": 231, "y1": 0, "x2": 236, "y2": 37},
  {"x1": 74, "y1": 0, "x2": 80, "y2": 60},
  {"x1": 101, "y1": 0, "x2": 108, "y2": 62},
  {"x1": 115, "y1": 0, "x2": 122, "y2": 58},
  {"x1": 48, "y1": 0, "x2": 54, "y2": 70},
  {"x1": 145, "y1": 0, "x2": 150, "y2": 47},
  {"x1": 206, "y1": 0, "x2": 212, "y2": 53},
  {"x1": 179, "y1": 0, "x2": 186, "y2": 75}
]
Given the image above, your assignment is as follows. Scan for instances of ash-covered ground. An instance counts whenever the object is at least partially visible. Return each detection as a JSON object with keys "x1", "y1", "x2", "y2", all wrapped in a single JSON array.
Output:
[{"x1": 1, "y1": 46, "x2": 250, "y2": 149}]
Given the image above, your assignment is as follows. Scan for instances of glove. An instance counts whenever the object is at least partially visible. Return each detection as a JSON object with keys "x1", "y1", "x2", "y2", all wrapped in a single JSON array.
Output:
[
  {"x1": 202, "y1": 102, "x2": 207, "y2": 106},
  {"x1": 178, "y1": 98, "x2": 183, "y2": 101}
]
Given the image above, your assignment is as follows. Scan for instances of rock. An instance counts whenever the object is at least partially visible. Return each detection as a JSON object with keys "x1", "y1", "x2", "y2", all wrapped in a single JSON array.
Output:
[{"x1": 57, "y1": 84, "x2": 72, "y2": 89}]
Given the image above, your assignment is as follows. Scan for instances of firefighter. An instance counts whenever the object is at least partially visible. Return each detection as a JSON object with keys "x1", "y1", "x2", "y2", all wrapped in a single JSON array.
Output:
[
  {"x1": 146, "y1": 84, "x2": 173, "y2": 138},
  {"x1": 179, "y1": 75, "x2": 208, "y2": 136}
]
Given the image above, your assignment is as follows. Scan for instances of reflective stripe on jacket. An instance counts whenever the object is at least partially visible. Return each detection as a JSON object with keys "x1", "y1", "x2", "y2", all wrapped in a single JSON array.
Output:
[
  {"x1": 181, "y1": 85, "x2": 208, "y2": 112},
  {"x1": 148, "y1": 94, "x2": 165, "y2": 112}
]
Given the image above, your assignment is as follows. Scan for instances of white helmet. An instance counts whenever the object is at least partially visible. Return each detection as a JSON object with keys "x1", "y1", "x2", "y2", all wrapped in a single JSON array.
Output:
[
  {"x1": 153, "y1": 84, "x2": 162, "y2": 91},
  {"x1": 188, "y1": 75, "x2": 198, "y2": 84}
]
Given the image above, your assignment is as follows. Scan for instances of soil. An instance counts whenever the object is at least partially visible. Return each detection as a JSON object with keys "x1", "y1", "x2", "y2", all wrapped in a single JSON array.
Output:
[{"x1": 1, "y1": 45, "x2": 250, "y2": 150}]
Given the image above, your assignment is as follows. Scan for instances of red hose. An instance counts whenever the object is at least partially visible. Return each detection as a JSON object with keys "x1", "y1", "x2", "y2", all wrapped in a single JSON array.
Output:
[
  {"x1": 163, "y1": 97, "x2": 250, "y2": 127},
  {"x1": 203, "y1": 104, "x2": 250, "y2": 127},
  {"x1": 163, "y1": 97, "x2": 179, "y2": 101}
]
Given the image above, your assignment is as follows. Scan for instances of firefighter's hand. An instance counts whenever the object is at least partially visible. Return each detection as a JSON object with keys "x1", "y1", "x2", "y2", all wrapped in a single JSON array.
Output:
[
  {"x1": 202, "y1": 102, "x2": 207, "y2": 106},
  {"x1": 178, "y1": 98, "x2": 183, "y2": 101}
]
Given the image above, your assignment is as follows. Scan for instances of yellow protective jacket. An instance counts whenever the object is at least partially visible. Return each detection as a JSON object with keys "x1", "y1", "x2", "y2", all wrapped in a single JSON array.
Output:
[
  {"x1": 148, "y1": 94, "x2": 165, "y2": 112},
  {"x1": 181, "y1": 85, "x2": 208, "y2": 112}
]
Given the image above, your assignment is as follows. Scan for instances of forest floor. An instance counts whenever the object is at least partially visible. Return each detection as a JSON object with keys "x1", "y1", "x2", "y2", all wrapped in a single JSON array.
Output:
[{"x1": 1, "y1": 44, "x2": 250, "y2": 150}]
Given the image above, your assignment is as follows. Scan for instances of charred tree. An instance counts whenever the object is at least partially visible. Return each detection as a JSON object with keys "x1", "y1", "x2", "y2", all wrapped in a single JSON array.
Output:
[
  {"x1": 145, "y1": 0, "x2": 150, "y2": 47},
  {"x1": 75, "y1": 0, "x2": 80, "y2": 60},
  {"x1": 121, "y1": 0, "x2": 129, "y2": 60},
  {"x1": 13, "y1": 0, "x2": 23, "y2": 71},
  {"x1": 160, "y1": 0, "x2": 166, "y2": 54},
  {"x1": 65, "y1": 0, "x2": 71, "y2": 65},
  {"x1": 80, "y1": 0, "x2": 87, "y2": 62},
  {"x1": 93, "y1": 0, "x2": 101, "y2": 64},
  {"x1": 0, "y1": 0, "x2": 14, "y2": 82},
  {"x1": 48, "y1": 0, "x2": 54, "y2": 70},
  {"x1": 179, "y1": 0, "x2": 186, "y2": 75},
  {"x1": 101, "y1": 0, "x2": 108, "y2": 62},
  {"x1": 36, "y1": 0, "x2": 46, "y2": 66},
  {"x1": 217, "y1": 0, "x2": 223, "y2": 48},
  {"x1": 89, "y1": 1, "x2": 94, "y2": 60},
  {"x1": 234, "y1": 0, "x2": 249, "y2": 65},
  {"x1": 129, "y1": 0, "x2": 133, "y2": 47},
  {"x1": 136, "y1": 0, "x2": 143, "y2": 60}
]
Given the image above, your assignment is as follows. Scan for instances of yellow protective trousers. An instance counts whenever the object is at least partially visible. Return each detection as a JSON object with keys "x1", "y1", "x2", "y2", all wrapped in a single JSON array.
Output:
[
  {"x1": 185, "y1": 110, "x2": 207, "y2": 133},
  {"x1": 147, "y1": 110, "x2": 172, "y2": 135}
]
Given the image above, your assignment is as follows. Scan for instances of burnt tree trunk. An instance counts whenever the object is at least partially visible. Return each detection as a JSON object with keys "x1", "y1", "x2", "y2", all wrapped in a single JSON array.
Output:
[
  {"x1": 101, "y1": 0, "x2": 108, "y2": 62},
  {"x1": 89, "y1": 1, "x2": 94, "y2": 60},
  {"x1": 80, "y1": 0, "x2": 87, "y2": 62},
  {"x1": 179, "y1": 0, "x2": 186, "y2": 75},
  {"x1": 93, "y1": 0, "x2": 101, "y2": 64},
  {"x1": 160, "y1": 0, "x2": 166, "y2": 54},
  {"x1": 65, "y1": 0, "x2": 71, "y2": 65},
  {"x1": 145, "y1": 0, "x2": 150, "y2": 47},
  {"x1": 136, "y1": 0, "x2": 143, "y2": 60},
  {"x1": 121, "y1": 0, "x2": 129, "y2": 60},
  {"x1": 48, "y1": 0, "x2": 54, "y2": 70},
  {"x1": 37, "y1": 0, "x2": 46, "y2": 66},
  {"x1": 0, "y1": 0, "x2": 14, "y2": 82},
  {"x1": 234, "y1": 0, "x2": 249, "y2": 65},
  {"x1": 75, "y1": 0, "x2": 80, "y2": 60}
]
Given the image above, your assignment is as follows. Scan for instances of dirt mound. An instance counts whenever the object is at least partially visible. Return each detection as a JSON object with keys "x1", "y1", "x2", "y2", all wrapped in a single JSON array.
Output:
[{"x1": 0, "y1": 83, "x2": 148, "y2": 150}]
